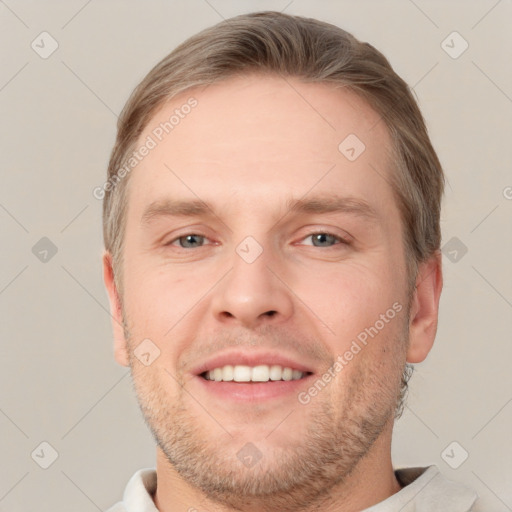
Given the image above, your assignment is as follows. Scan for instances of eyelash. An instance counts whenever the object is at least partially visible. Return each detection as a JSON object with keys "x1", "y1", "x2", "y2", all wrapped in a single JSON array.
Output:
[{"x1": 165, "y1": 231, "x2": 350, "y2": 249}]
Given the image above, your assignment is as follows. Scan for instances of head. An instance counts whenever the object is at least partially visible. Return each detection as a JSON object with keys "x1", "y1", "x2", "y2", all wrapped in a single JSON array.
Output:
[{"x1": 102, "y1": 11, "x2": 443, "y2": 510}]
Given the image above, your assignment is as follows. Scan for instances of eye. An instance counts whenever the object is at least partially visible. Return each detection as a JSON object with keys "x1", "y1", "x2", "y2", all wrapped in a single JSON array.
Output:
[
  {"x1": 164, "y1": 231, "x2": 348, "y2": 250},
  {"x1": 301, "y1": 232, "x2": 348, "y2": 247},
  {"x1": 167, "y1": 234, "x2": 208, "y2": 249}
]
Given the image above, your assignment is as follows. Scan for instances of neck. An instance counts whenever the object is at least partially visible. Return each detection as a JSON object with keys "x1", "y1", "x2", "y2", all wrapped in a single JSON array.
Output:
[{"x1": 152, "y1": 420, "x2": 401, "y2": 512}]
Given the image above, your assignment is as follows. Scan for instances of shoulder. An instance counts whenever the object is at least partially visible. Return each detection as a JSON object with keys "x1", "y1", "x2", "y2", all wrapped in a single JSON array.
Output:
[
  {"x1": 397, "y1": 466, "x2": 478, "y2": 511},
  {"x1": 105, "y1": 503, "x2": 127, "y2": 512},
  {"x1": 105, "y1": 468, "x2": 158, "y2": 512},
  {"x1": 365, "y1": 466, "x2": 478, "y2": 511}
]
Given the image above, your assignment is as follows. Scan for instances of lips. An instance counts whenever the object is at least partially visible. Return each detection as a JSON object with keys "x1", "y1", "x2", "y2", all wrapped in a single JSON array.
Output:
[{"x1": 189, "y1": 350, "x2": 317, "y2": 401}]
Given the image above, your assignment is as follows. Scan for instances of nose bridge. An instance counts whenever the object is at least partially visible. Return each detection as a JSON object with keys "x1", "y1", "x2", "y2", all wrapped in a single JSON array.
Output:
[{"x1": 211, "y1": 232, "x2": 294, "y2": 327}]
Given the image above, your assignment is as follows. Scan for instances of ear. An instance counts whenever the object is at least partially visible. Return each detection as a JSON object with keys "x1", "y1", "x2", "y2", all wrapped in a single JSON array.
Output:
[
  {"x1": 102, "y1": 250, "x2": 130, "y2": 367},
  {"x1": 406, "y1": 250, "x2": 443, "y2": 363}
]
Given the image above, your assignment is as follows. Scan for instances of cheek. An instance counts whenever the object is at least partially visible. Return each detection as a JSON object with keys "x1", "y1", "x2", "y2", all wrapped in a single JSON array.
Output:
[
  {"x1": 123, "y1": 260, "x2": 192, "y2": 328},
  {"x1": 122, "y1": 265, "x2": 214, "y2": 375},
  {"x1": 325, "y1": 304, "x2": 408, "y2": 413},
  {"x1": 295, "y1": 259, "x2": 403, "y2": 342}
]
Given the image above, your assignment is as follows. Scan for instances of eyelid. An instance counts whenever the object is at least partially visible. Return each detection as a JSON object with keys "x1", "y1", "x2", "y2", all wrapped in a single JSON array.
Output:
[{"x1": 297, "y1": 226, "x2": 353, "y2": 244}]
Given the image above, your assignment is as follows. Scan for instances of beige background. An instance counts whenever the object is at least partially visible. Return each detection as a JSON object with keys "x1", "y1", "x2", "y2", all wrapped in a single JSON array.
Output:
[{"x1": 1, "y1": 0, "x2": 511, "y2": 510}]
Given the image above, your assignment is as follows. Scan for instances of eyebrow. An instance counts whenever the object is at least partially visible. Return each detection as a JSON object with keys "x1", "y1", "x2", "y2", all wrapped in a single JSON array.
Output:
[
  {"x1": 286, "y1": 195, "x2": 379, "y2": 220},
  {"x1": 140, "y1": 194, "x2": 379, "y2": 226}
]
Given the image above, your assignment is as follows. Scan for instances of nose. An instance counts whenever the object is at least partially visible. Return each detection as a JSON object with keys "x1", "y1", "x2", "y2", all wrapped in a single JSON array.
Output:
[{"x1": 210, "y1": 242, "x2": 294, "y2": 329}]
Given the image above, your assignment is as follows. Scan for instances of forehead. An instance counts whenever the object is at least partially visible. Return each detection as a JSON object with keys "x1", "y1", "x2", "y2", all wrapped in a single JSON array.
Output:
[{"x1": 126, "y1": 74, "x2": 396, "y2": 221}]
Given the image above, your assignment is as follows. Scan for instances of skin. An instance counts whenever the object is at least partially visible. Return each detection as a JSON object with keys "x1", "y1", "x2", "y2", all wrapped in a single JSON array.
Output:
[{"x1": 103, "y1": 74, "x2": 442, "y2": 512}]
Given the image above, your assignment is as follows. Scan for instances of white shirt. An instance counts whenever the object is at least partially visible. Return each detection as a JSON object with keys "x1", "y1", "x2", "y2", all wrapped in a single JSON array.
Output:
[{"x1": 106, "y1": 465, "x2": 477, "y2": 511}]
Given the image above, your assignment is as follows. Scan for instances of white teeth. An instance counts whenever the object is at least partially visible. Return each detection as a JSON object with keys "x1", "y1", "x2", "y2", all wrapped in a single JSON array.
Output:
[
  {"x1": 269, "y1": 365, "x2": 282, "y2": 381},
  {"x1": 213, "y1": 367, "x2": 223, "y2": 382},
  {"x1": 203, "y1": 364, "x2": 306, "y2": 382},
  {"x1": 222, "y1": 364, "x2": 234, "y2": 381},
  {"x1": 233, "y1": 365, "x2": 252, "y2": 382},
  {"x1": 251, "y1": 365, "x2": 270, "y2": 381},
  {"x1": 282, "y1": 367, "x2": 293, "y2": 381}
]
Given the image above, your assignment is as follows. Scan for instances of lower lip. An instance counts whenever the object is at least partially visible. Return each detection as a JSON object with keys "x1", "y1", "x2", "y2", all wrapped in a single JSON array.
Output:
[{"x1": 194, "y1": 375, "x2": 314, "y2": 402}]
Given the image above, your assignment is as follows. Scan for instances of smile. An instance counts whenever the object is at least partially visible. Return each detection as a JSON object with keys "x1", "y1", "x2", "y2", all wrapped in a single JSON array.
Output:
[{"x1": 201, "y1": 364, "x2": 311, "y2": 382}]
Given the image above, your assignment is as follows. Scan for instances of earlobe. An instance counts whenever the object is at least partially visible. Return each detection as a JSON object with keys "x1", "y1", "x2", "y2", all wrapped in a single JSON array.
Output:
[
  {"x1": 406, "y1": 251, "x2": 443, "y2": 363},
  {"x1": 102, "y1": 251, "x2": 130, "y2": 367}
]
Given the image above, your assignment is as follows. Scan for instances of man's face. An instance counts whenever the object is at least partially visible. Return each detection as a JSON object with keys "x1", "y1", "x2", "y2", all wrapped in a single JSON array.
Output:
[{"x1": 114, "y1": 75, "x2": 414, "y2": 507}]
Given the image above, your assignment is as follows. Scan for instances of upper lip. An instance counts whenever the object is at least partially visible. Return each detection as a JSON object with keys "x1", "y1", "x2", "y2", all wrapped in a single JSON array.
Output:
[{"x1": 191, "y1": 350, "x2": 316, "y2": 376}]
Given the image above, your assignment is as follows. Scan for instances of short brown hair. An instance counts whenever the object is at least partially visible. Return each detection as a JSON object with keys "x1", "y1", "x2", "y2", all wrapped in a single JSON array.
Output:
[{"x1": 103, "y1": 10, "x2": 444, "y2": 297}]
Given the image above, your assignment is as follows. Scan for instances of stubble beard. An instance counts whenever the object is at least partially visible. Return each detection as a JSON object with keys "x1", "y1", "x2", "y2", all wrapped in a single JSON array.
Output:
[{"x1": 124, "y1": 316, "x2": 409, "y2": 512}]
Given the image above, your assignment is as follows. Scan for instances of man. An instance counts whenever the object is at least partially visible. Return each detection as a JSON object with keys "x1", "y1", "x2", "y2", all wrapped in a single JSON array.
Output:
[{"x1": 102, "y1": 11, "x2": 477, "y2": 512}]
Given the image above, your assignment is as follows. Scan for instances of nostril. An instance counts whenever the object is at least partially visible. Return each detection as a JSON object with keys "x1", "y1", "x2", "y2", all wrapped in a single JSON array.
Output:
[{"x1": 265, "y1": 310, "x2": 277, "y2": 317}]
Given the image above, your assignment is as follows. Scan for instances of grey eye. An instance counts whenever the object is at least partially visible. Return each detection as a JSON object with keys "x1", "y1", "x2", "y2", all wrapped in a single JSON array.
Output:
[
  {"x1": 177, "y1": 234, "x2": 206, "y2": 248},
  {"x1": 308, "y1": 233, "x2": 339, "y2": 247}
]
